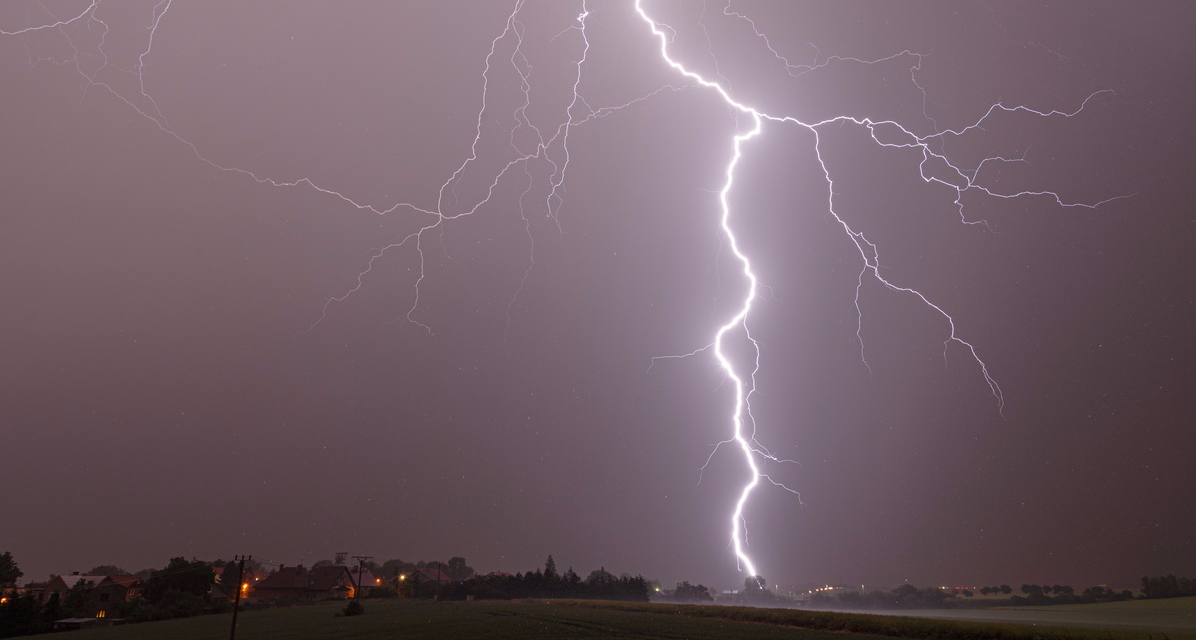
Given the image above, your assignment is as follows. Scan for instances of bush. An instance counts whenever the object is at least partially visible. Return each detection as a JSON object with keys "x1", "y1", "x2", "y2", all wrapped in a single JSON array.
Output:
[{"x1": 342, "y1": 600, "x2": 364, "y2": 617}]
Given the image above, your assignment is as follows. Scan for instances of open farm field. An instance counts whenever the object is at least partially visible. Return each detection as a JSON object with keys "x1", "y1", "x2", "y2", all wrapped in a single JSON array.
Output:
[
  {"x1": 35, "y1": 598, "x2": 1196, "y2": 640},
  {"x1": 818, "y1": 596, "x2": 1196, "y2": 636},
  {"x1": 23, "y1": 600, "x2": 888, "y2": 640}
]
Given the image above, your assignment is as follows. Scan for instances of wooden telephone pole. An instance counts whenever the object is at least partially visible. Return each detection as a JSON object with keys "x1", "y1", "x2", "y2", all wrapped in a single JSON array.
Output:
[
  {"x1": 229, "y1": 555, "x2": 249, "y2": 640},
  {"x1": 351, "y1": 555, "x2": 373, "y2": 601}
]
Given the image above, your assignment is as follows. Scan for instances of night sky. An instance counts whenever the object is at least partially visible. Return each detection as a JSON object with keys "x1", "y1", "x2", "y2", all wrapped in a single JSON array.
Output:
[{"x1": 3, "y1": 1, "x2": 1193, "y2": 592}]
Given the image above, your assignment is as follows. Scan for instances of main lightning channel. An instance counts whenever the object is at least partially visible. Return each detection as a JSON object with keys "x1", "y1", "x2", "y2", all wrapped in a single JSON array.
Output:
[{"x1": 636, "y1": 0, "x2": 771, "y2": 580}]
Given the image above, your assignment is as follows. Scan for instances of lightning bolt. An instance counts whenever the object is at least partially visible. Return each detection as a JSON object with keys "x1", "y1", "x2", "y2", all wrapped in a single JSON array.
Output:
[
  {"x1": 634, "y1": 0, "x2": 1127, "y2": 580},
  {"x1": 636, "y1": 2, "x2": 770, "y2": 579},
  {"x1": 5, "y1": 0, "x2": 1127, "y2": 584}
]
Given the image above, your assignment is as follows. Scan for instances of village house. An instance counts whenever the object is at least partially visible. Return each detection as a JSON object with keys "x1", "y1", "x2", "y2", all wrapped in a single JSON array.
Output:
[
  {"x1": 250, "y1": 564, "x2": 356, "y2": 602},
  {"x1": 404, "y1": 566, "x2": 450, "y2": 597},
  {"x1": 347, "y1": 565, "x2": 381, "y2": 597},
  {"x1": 34, "y1": 573, "x2": 145, "y2": 618},
  {"x1": 91, "y1": 575, "x2": 144, "y2": 618},
  {"x1": 411, "y1": 566, "x2": 450, "y2": 584},
  {"x1": 41, "y1": 574, "x2": 107, "y2": 605}
]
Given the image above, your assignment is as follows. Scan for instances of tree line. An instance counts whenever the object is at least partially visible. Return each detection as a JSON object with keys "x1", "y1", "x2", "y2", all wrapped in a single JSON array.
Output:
[
  {"x1": 1140, "y1": 575, "x2": 1196, "y2": 599},
  {"x1": 1006, "y1": 583, "x2": 1134, "y2": 606},
  {"x1": 384, "y1": 556, "x2": 650, "y2": 602},
  {"x1": 807, "y1": 581, "x2": 1153, "y2": 610},
  {"x1": 810, "y1": 583, "x2": 957, "y2": 609},
  {"x1": 312, "y1": 555, "x2": 476, "y2": 583}
]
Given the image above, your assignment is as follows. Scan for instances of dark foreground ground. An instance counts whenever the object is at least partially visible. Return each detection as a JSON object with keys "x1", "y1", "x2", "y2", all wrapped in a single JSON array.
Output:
[
  {"x1": 825, "y1": 596, "x2": 1196, "y2": 635},
  {"x1": 24, "y1": 597, "x2": 1196, "y2": 640}
]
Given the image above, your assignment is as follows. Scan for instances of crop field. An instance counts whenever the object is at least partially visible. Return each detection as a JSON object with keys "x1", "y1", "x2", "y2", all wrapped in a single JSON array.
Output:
[{"x1": 28, "y1": 597, "x2": 1196, "y2": 640}]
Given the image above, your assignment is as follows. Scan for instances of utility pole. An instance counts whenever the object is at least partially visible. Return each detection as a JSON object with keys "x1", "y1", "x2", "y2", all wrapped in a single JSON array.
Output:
[
  {"x1": 229, "y1": 555, "x2": 249, "y2": 640},
  {"x1": 351, "y1": 555, "x2": 372, "y2": 601}
]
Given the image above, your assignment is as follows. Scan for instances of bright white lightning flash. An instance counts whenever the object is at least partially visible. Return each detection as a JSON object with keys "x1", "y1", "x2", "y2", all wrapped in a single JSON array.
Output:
[
  {"x1": 5, "y1": 0, "x2": 1126, "y2": 583},
  {"x1": 636, "y1": 0, "x2": 770, "y2": 580},
  {"x1": 634, "y1": 1, "x2": 1126, "y2": 579}
]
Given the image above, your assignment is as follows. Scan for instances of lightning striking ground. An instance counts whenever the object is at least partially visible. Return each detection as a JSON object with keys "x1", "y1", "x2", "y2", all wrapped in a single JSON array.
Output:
[
  {"x1": 3, "y1": 0, "x2": 1126, "y2": 584},
  {"x1": 634, "y1": 1, "x2": 1124, "y2": 579}
]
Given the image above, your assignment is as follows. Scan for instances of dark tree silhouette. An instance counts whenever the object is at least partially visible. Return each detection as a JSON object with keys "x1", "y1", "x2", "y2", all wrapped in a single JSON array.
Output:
[
  {"x1": 446, "y1": 557, "x2": 474, "y2": 582},
  {"x1": 0, "y1": 552, "x2": 21, "y2": 586},
  {"x1": 673, "y1": 581, "x2": 714, "y2": 602},
  {"x1": 143, "y1": 557, "x2": 215, "y2": 604}
]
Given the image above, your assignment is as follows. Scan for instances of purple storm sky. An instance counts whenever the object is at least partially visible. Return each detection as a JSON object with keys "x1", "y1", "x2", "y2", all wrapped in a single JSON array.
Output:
[{"x1": 2, "y1": 1, "x2": 1193, "y2": 591}]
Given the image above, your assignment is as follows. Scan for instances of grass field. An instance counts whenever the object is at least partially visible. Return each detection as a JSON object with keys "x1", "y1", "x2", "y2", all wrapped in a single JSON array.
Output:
[{"x1": 28, "y1": 597, "x2": 1196, "y2": 640}]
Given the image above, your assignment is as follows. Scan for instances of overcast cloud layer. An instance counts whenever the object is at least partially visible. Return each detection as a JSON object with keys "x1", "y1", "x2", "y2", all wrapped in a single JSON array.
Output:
[{"x1": 2, "y1": 1, "x2": 1193, "y2": 592}]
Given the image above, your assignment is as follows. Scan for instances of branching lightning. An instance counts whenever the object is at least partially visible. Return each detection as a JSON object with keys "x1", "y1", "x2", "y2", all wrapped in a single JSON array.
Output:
[
  {"x1": 634, "y1": 0, "x2": 1126, "y2": 579},
  {"x1": 4, "y1": 0, "x2": 1126, "y2": 583}
]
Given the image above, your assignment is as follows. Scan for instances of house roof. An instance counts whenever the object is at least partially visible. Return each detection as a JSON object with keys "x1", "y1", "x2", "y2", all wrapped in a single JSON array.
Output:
[
  {"x1": 96, "y1": 575, "x2": 142, "y2": 589},
  {"x1": 346, "y1": 566, "x2": 378, "y2": 587},
  {"x1": 255, "y1": 565, "x2": 353, "y2": 592},
  {"x1": 210, "y1": 581, "x2": 236, "y2": 599},
  {"x1": 308, "y1": 566, "x2": 354, "y2": 591},
  {"x1": 48, "y1": 574, "x2": 107, "y2": 590},
  {"x1": 255, "y1": 566, "x2": 308, "y2": 590},
  {"x1": 412, "y1": 567, "x2": 450, "y2": 582}
]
